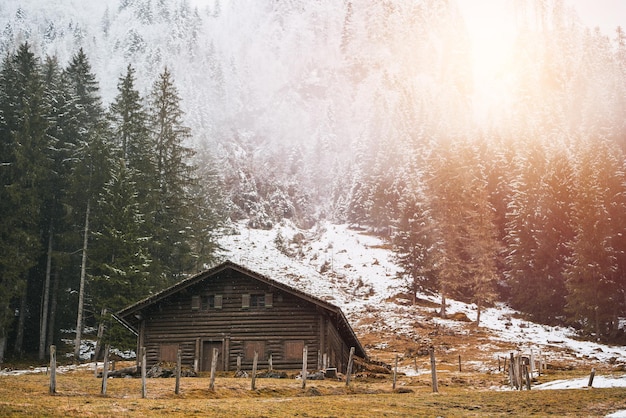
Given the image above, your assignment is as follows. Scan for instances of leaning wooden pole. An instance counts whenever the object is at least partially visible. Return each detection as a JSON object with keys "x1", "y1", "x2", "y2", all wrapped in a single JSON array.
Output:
[
  {"x1": 209, "y1": 347, "x2": 219, "y2": 390},
  {"x1": 393, "y1": 354, "x2": 398, "y2": 390},
  {"x1": 39, "y1": 225, "x2": 53, "y2": 361},
  {"x1": 301, "y1": 345, "x2": 308, "y2": 389},
  {"x1": 429, "y1": 346, "x2": 438, "y2": 393},
  {"x1": 49, "y1": 345, "x2": 56, "y2": 395},
  {"x1": 141, "y1": 347, "x2": 147, "y2": 398},
  {"x1": 345, "y1": 347, "x2": 355, "y2": 386},
  {"x1": 94, "y1": 308, "x2": 107, "y2": 377},
  {"x1": 588, "y1": 368, "x2": 596, "y2": 387},
  {"x1": 101, "y1": 344, "x2": 110, "y2": 395},
  {"x1": 74, "y1": 200, "x2": 90, "y2": 363},
  {"x1": 175, "y1": 349, "x2": 181, "y2": 395},
  {"x1": 251, "y1": 351, "x2": 258, "y2": 390}
]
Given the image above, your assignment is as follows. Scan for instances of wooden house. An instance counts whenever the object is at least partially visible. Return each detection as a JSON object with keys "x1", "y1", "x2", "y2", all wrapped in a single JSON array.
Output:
[{"x1": 116, "y1": 260, "x2": 367, "y2": 372}]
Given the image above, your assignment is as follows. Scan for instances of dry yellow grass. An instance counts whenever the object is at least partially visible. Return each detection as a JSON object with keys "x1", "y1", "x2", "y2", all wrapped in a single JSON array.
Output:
[
  {"x1": 3, "y1": 306, "x2": 623, "y2": 417},
  {"x1": 1, "y1": 365, "x2": 625, "y2": 417}
]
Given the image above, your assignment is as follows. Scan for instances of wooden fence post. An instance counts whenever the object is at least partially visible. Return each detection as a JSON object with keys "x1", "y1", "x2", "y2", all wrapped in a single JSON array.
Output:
[
  {"x1": 345, "y1": 347, "x2": 355, "y2": 386},
  {"x1": 429, "y1": 346, "x2": 438, "y2": 393},
  {"x1": 175, "y1": 349, "x2": 181, "y2": 395},
  {"x1": 194, "y1": 338, "x2": 200, "y2": 373},
  {"x1": 393, "y1": 354, "x2": 398, "y2": 390},
  {"x1": 94, "y1": 308, "x2": 107, "y2": 377},
  {"x1": 301, "y1": 345, "x2": 308, "y2": 389},
  {"x1": 269, "y1": 353, "x2": 273, "y2": 372},
  {"x1": 141, "y1": 347, "x2": 147, "y2": 399},
  {"x1": 251, "y1": 351, "x2": 258, "y2": 390},
  {"x1": 49, "y1": 345, "x2": 56, "y2": 395},
  {"x1": 210, "y1": 347, "x2": 219, "y2": 390},
  {"x1": 458, "y1": 355, "x2": 462, "y2": 372},
  {"x1": 524, "y1": 363, "x2": 531, "y2": 390},
  {"x1": 588, "y1": 368, "x2": 596, "y2": 387},
  {"x1": 515, "y1": 353, "x2": 524, "y2": 390},
  {"x1": 101, "y1": 344, "x2": 110, "y2": 395},
  {"x1": 509, "y1": 352, "x2": 516, "y2": 389}
]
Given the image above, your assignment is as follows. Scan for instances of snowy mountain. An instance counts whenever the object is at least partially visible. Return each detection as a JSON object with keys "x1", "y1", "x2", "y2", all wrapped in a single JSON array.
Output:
[
  {"x1": 0, "y1": 0, "x2": 475, "y2": 223},
  {"x1": 218, "y1": 221, "x2": 626, "y2": 373},
  {"x1": 2, "y1": 0, "x2": 623, "y2": 228}
]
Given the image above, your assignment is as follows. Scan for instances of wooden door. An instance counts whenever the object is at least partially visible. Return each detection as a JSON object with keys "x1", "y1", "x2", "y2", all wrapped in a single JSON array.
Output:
[{"x1": 202, "y1": 341, "x2": 224, "y2": 371}]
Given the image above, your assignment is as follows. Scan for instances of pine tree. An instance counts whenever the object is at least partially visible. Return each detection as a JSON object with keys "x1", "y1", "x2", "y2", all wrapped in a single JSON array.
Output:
[
  {"x1": 0, "y1": 43, "x2": 50, "y2": 360},
  {"x1": 505, "y1": 142, "x2": 574, "y2": 324},
  {"x1": 188, "y1": 143, "x2": 225, "y2": 270},
  {"x1": 87, "y1": 63, "x2": 162, "y2": 349},
  {"x1": 392, "y1": 188, "x2": 440, "y2": 304},
  {"x1": 89, "y1": 161, "x2": 151, "y2": 348},
  {"x1": 425, "y1": 140, "x2": 499, "y2": 323},
  {"x1": 146, "y1": 67, "x2": 196, "y2": 285},
  {"x1": 108, "y1": 65, "x2": 151, "y2": 170},
  {"x1": 564, "y1": 139, "x2": 625, "y2": 340},
  {"x1": 37, "y1": 55, "x2": 75, "y2": 359},
  {"x1": 62, "y1": 48, "x2": 111, "y2": 362}
]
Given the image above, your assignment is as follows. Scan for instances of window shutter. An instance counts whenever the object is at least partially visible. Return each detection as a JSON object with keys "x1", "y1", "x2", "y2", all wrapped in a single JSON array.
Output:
[
  {"x1": 242, "y1": 293, "x2": 250, "y2": 309},
  {"x1": 191, "y1": 295, "x2": 200, "y2": 310},
  {"x1": 215, "y1": 294, "x2": 223, "y2": 309},
  {"x1": 265, "y1": 293, "x2": 273, "y2": 308}
]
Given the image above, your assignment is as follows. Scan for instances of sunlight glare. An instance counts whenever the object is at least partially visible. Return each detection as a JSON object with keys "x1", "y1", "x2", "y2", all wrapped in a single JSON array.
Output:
[{"x1": 457, "y1": 0, "x2": 518, "y2": 123}]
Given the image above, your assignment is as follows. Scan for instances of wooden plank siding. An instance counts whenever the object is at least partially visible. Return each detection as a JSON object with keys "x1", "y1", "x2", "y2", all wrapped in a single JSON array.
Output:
[
  {"x1": 118, "y1": 261, "x2": 367, "y2": 372},
  {"x1": 138, "y1": 270, "x2": 339, "y2": 370}
]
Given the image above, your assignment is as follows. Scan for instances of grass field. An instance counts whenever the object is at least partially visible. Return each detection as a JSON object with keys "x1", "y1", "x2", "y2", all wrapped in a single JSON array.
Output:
[{"x1": 1, "y1": 364, "x2": 625, "y2": 417}]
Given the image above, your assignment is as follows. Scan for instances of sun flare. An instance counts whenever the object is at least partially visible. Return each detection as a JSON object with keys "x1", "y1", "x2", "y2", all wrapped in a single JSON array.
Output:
[{"x1": 458, "y1": 0, "x2": 518, "y2": 121}]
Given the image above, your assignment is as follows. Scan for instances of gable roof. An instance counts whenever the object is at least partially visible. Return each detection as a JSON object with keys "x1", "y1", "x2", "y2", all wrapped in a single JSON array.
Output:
[{"x1": 117, "y1": 260, "x2": 367, "y2": 359}]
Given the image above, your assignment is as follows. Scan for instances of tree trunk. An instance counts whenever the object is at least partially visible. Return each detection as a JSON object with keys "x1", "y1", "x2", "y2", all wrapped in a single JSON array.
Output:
[
  {"x1": 0, "y1": 332, "x2": 6, "y2": 365},
  {"x1": 94, "y1": 308, "x2": 107, "y2": 363},
  {"x1": 594, "y1": 305, "x2": 600, "y2": 342},
  {"x1": 39, "y1": 222, "x2": 53, "y2": 360},
  {"x1": 47, "y1": 270, "x2": 59, "y2": 352},
  {"x1": 13, "y1": 291, "x2": 27, "y2": 356},
  {"x1": 440, "y1": 293, "x2": 447, "y2": 319},
  {"x1": 74, "y1": 199, "x2": 90, "y2": 363},
  {"x1": 476, "y1": 301, "x2": 482, "y2": 326}
]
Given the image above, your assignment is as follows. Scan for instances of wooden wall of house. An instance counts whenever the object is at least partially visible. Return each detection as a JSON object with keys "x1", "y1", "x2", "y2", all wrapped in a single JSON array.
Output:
[
  {"x1": 326, "y1": 318, "x2": 347, "y2": 373},
  {"x1": 138, "y1": 269, "x2": 349, "y2": 371}
]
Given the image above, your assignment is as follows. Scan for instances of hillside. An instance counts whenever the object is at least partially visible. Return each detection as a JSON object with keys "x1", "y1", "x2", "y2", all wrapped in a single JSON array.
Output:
[
  {"x1": 1, "y1": 1, "x2": 625, "y2": 390},
  {"x1": 218, "y1": 221, "x2": 626, "y2": 378}
]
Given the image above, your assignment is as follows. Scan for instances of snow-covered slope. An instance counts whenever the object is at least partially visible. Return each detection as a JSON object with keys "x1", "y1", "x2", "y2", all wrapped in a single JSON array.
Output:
[{"x1": 218, "y1": 221, "x2": 626, "y2": 369}]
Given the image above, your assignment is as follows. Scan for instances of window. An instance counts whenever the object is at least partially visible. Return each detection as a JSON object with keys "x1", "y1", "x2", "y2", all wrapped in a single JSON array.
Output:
[
  {"x1": 244, "y1": 341, "x2": 265, "y2": 361},
  {"x1": 284, "y1": 340, "x2": 304, "y2": 361},
  {"x1": 242, "y1": 293, "x2": 272, "y2": 308},
  {"x1": 202, "y1": 295, "x2": 214, "y2": 310},
  {"x1": 202, "y1": 294, "x2": 223, "y2": 310},
  {"x1": 194, "y1": 294, "x2": 223, "y2": 310},
  {"x1": 250, "y1": 294, "x2": 265, "y2": 307}
]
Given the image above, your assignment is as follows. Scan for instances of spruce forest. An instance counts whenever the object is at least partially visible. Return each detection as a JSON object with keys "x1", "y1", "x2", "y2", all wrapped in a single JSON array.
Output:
[
  {"x1": 0, "y1": 0, "x2": 625, "y2": 363},
  {"x1": 0, "y1": 45, "x2": 223, "y2": 362}
]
